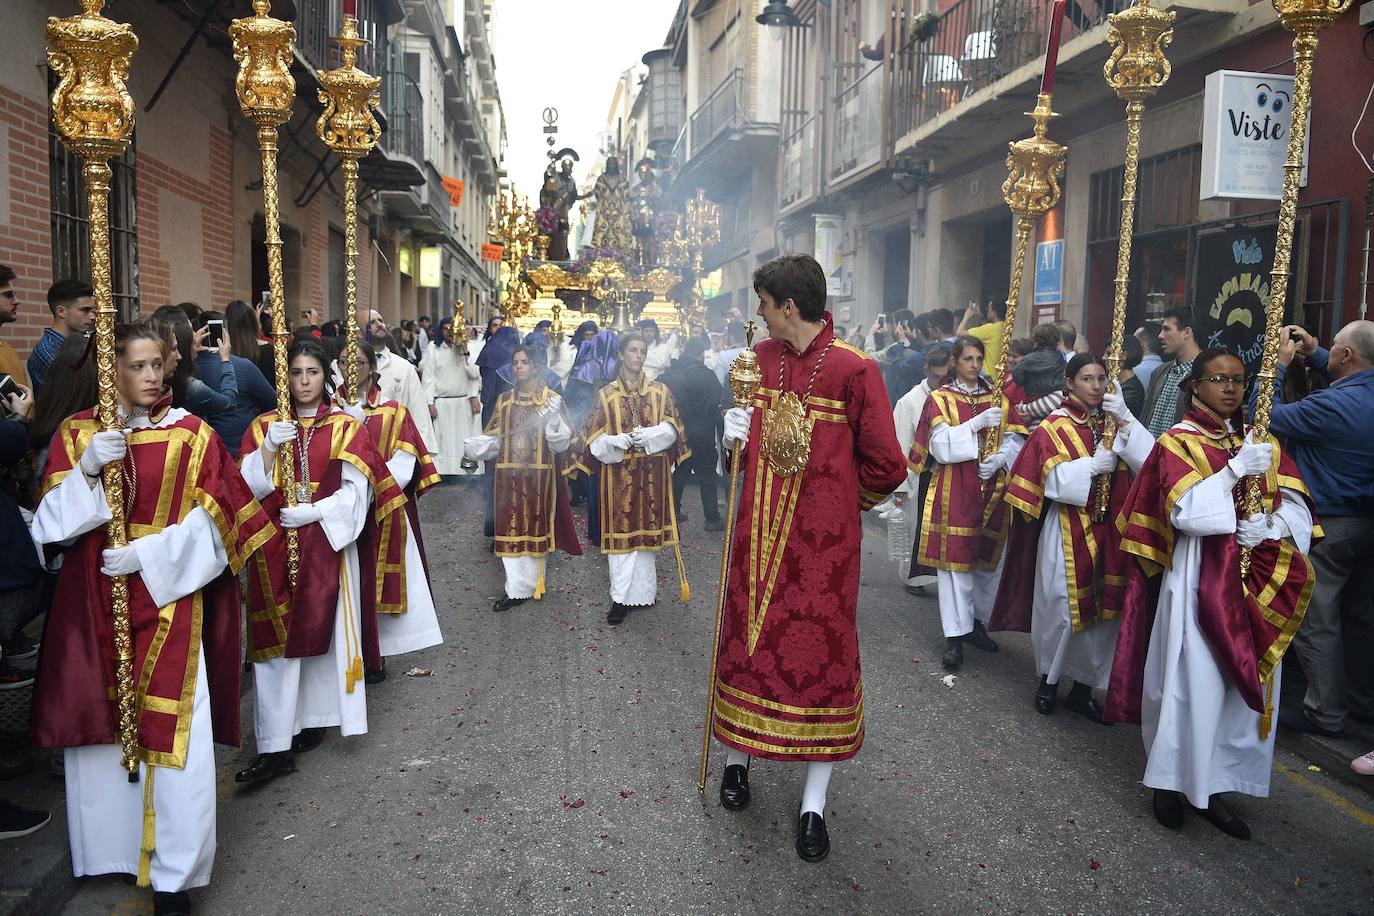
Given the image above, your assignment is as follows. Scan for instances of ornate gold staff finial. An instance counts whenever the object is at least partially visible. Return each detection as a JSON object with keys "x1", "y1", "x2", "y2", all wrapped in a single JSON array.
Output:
[
  {"x1": 316, "y1": 11, "x2": 381, "y2": 403},
  {"x1": 982, "y1": 95, "x2": 1067, "y2": 473},
  {"x1": 46, "y1": 0, "x2": 141, "y2": 781},
  {"x1": 698, "y1": 318, "x2": 763, "y2": 793},
  {"x1": 231, "y1": 0, "x2": 302, "y2": 589},
  {"x1": 1092, "y1": 0, "x2": 1174, "y2": 522}
]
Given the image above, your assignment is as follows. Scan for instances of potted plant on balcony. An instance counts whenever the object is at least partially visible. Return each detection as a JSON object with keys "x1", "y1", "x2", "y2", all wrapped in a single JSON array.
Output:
[{"x1": 909, "y1": 10, "x2": 941, "y2": 44}]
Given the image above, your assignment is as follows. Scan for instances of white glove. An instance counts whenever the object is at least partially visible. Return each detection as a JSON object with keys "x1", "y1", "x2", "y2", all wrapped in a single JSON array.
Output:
[
  {"x1": 969, "y1": 407, "x2": 1003, "y2": 432},
  {"x1": 1102, "y1": 387, "x2": 1133, "y2": 425},
  {"x1": 100, "y1": 544, "x2": 142, "y2": 577},
  {"x1": 1236, "y1": 512, "x2": 1282, "y2": 549},
  {"x1": 722, "y1": 406, "x2": 753, "y2": 450},
  {"x1": 1089, "y1": 447, "x2": 1117, "y2": 476},
  {"x1": 78, "y1": 430, "x2": 128, "y2": 477},
  {"x1": 263, "y1": 421, "x2": 297, "y2": 453},
  {"x1": 279, "y1": 504, "x2": 323, "y2": 529},
  {"x1": 977, "y1": 454, "x2": 1004, "y2": 481},
  {"x1": 629, "y1": 427, "x2": 648, "y2": 449},
  {"x1": 1227, "y1": 436, "x2": 1272, "y2": 477},
  {"x1": 340, "y1": 401, "x2": 365, "y2": 422},
  {"x1": 608, "y1": 433, "x2": 634, "y2": 451},
  {"x1": 543, "y1": 394, "x2": 563, "y2": 416},
  {"x1": 545, "y1": 411, "x2": 565, "y2": 434}
]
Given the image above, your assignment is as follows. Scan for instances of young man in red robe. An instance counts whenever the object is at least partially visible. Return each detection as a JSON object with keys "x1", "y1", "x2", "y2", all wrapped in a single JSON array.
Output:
[{"x1": 710, "y1": 254, "x2": 906, "y2": 861}]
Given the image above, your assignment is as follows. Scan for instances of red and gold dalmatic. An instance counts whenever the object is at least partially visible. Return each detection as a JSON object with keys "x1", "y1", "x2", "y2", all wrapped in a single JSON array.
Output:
[
  {"x1": 32, "y1": 403, "x2": 275, "y2": 763},
  {"x1": 908, "y1": 382, "x2": 1028, "y2": 571},
  {"x1": 989, "y1": 398, "x2": 1132, "y2": 633},
  {"x1": 239, "y1": 409, "x2": 404, "y2": 663},
  {"x1": 485, "y1": 384, "x2": 581, "y2": 558},
  {"x1": 578, "y1": 376, "x2": 688, "y2": 552},
  {"x1": 713, "y1": 317, "x2": 906, "y2": 762},
  {"x1": 356, "y1": 392, "x2": 441, "y2": 667},
  {"x1": 1105, "y1": 406, "x2": 1318, "y2": 724}
]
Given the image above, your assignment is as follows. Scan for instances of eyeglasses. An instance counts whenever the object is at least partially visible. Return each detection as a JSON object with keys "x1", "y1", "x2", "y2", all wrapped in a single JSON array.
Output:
[{"x1": 1198, "y1": 375, "x2": 1246, "y2": 388}]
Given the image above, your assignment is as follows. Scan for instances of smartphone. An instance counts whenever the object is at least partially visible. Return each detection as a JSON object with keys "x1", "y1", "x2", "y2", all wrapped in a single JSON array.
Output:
[
  {"x1": 204, "y1": 318, "x2": 224, "y2": 348},
  {"x1": 0, "y1": 373, "x2": 16, "y2": 402},
  {"x1": 260, "y1": 291, "x2": 272, "y2": 309}
]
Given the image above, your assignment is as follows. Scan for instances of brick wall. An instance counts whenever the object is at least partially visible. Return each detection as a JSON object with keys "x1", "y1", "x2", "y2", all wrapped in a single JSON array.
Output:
[
  {"x1": 0, "y1": 85, "x2": 238, "y2": 358},
  {"x1": 137, "y1": 126, "x2": 235, "y2": 308},
  {"x1": 0, "y1": 86, "x2": 55, "y2": 360}
]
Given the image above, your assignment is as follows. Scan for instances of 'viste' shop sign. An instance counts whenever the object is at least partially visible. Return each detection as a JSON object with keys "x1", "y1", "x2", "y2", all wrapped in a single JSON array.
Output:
[{"x1": 1201, "y1": 69, "x2": 1309, "y2": 201}]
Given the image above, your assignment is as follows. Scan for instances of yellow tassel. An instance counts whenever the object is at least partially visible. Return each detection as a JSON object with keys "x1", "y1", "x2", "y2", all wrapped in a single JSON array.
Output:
[
  {"x1": 352, "y1": 657, "x2": 364, "y2": 682},
  {"x1": 1259, "y1": 673, "x2": 1275, "y2": 740},
  {"x1": 136, "y1": 765, "x2": 155, "y2": 888},
  {"x1": 673, "y1": 542, "x2": 690, "y2": 603},
  {"x1": 534, "y1": 557, "x2": 546, "y2": 600}
]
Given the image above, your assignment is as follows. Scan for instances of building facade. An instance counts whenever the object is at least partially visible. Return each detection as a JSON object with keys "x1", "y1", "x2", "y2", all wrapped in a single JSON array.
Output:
[
  {"x1": 0, "y1": 0, "x2": 503, "y2": 361},
  {"x1": 612, "y1": 0, "x2": 1370, "y2": 348}
]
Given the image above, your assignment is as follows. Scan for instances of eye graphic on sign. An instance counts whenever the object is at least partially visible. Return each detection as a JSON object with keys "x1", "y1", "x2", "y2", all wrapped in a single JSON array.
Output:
[{"x1": 1254, "y1": 83, "x2": 1289, "y2": 115}]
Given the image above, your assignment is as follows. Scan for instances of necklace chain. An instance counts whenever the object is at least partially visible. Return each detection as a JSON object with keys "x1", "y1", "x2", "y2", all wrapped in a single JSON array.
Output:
[
  {"x1": 777, "y1": 335, "x2": 837, "y2": 409},
  {"x1": 294, "y1": 405, "x2": 329, "y2": 500}
]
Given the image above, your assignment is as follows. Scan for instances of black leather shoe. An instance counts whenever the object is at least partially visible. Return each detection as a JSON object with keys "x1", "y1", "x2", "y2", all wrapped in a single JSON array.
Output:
[
  {"x1": 1152, "y1": 789, "x2": 1185, "y2": 830},
  {"x1": 703, "y1": 518, "x2": 725, "y2": 532},
  {"x1": 941, "y1": 637, "x2": 963, "y2": 669},
  {"x1": 1035, "y1": 676, "x2": 1057, "y2": 715},
  {"x1": 719, "y1": 763, "x2": 750, "y2": 810},
  {"x1": 234, "y1": 751, "x2": 296, "y2": 785},
  {"x1": 364, "y1": 665, "x2": 386, "y2": 685},
  {"x1": 1194, "y1": 795, "x2": 1251, "y2": 841},
  {"x1": 291, "y1": 727, "x2": 324, "y2": 754},
  {"x1": 795, "y1": 811, "x2": 830, "y2": 862},
  {"x1": 607, "y1": 602, "x2": 629, "y2": 626},
  {"x1": 153, "y1": 890, "x2": 192, "y2": 916},
  {"x1": 1065, "y1": 683, "x2": 1110, "y2": 726},
  {"x1": 967, "y1": 620, "x2": 999, "y2": 653},
  {"x1": 492, "y1": 596, "x2": 530, "y2": 613},
  {"x1": 904, "y1": 584, "x2": 928, "y2": 597}
]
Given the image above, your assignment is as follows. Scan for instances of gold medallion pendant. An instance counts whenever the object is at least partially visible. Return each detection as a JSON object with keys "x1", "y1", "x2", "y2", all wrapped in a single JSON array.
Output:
[
  {"x1": 295, "y1": 482, "x2": 312, "y2": 503},
  {"x1": 761, "y1": 391, "x2": 813, "y2": 477}
]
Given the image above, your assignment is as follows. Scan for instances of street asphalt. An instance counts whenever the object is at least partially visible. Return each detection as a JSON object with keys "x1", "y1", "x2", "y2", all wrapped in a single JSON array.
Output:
[{"x1": 63, "y1": 478, "x2": 1374, "y2": 915}]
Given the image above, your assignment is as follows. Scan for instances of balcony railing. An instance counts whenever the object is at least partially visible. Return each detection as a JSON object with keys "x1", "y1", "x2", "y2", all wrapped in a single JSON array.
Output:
[
  {"x1": 425, "y1": 164, "x2": 451, "y2": 229},
  {"x1": 381, "y1": 71, "x2": 424, "y2": 164},
  {"x1": 830, "y1": 64, "x2": 883, "y2": 180},
  {"x1": 689, "y1": 69, "x2": 742, "y2": 160},
  {"x1": 780, "y1": 114, "x2": 817, "y2": 209},
  {"x1": 892, "y1": 0, "x2": 1113, "y2": 142},
  {"x1": 296, "y1": 0, "x2": 386, "y2": 76}
]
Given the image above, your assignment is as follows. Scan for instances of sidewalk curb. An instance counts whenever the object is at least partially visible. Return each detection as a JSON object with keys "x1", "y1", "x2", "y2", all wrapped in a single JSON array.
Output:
[{"x1": 1276, "y1": 730, "x2": 1374, "y2": 798}]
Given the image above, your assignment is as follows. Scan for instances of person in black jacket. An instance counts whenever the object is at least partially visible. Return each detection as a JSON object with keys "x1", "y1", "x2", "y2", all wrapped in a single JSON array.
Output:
[{"x1": 660, "y1": 337, "x2": 725, "y2": 531}]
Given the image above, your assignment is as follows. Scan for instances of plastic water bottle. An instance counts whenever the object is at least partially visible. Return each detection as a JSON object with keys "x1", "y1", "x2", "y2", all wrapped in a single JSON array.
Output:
[{"x1": 887, "y1": 506, "x2": 909, "y2": 563}]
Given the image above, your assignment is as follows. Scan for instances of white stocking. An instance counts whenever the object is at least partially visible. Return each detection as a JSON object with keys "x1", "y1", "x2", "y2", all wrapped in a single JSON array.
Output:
[
  {"x1": 725, "y1": 747, "x2": 749, "y2": 769},
  {"x1": 801, "y1": 761, "x2": 834, "y2": 816}
]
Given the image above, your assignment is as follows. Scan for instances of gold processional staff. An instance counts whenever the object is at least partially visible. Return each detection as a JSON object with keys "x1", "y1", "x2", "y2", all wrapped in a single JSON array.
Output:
[
  {"x1": 982, "y1": 1, "x2": 1068, "y2": 477},
  {"x1": 230, "y1": 0, "x2": 302, "y2": 587},
  {"x1": 1240, "y1": 0, "x2": 1351, "y2": 574},
  {"x1": 698, "y1": 323, "x2": 762, "y2": 793},
  {"x1": 317, "y1": 0, "x2": 381, "y2": 404},
  {"x1": 46, "y1": 0, "x2": 142, "y2": 781},
  {"x1": 1092, "y1": 0, "x2": 1175, "y2": 522}
]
